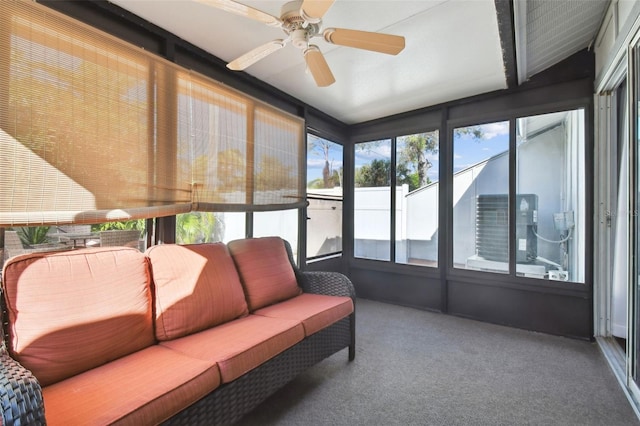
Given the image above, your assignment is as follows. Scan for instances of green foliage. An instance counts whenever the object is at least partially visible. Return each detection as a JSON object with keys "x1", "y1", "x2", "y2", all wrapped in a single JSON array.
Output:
[
  {"x1": 91, "y1": 220, "x2": 145, "y2": 232},
  {"x1": 308, "y1": 169, "x2": 342, "y2": 189},
  {"x1": 17, "y1": 226, "x2": 51, "y2": 246},
  {"x1": 176, "y1": 212, "x2": 223, "y2": 244},
  {"x1": 398, "y1": 132, "x2": 438, "y2": 189},
  {"x1": 396, "y1": 161, "x2": 422, "y2": 191},
  {"x1": 308, "y1": 136, "x2": 341, "y2": 189},
  {"x1": 393, "y1": 128, "x2": 482, "y2": 191},
  {"x1": 454, "y1": 126, "x2": 484, "y2": 140},
  {"x1": 307, "y1": 178, "x2": 325, "y2": 189},
  {"x1": 255, "y1": 155, "x2": 297, "y2": 191},
  {"x1": 355, "y1": 159, "x2": 391, "y2": 187}
]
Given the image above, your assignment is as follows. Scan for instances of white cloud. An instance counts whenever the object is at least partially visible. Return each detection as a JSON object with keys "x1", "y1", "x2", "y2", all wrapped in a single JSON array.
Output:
[
  {"x1": 355, "y1": 142, "x2": 391, "y2": 161},
  {"x1": 480, "y1": 121, "x2": 509, "y2": 139},
  {"x1": 307, "y1": 158, "x2": 325, "y2": 168}
]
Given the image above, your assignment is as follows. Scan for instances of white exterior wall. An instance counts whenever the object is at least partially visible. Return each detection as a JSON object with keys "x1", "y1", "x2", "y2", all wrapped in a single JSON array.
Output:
[
  {"x1": 353, "y1": 122, "x2": 575, "y2": 272},
  {"x1": 306, "y1": 188, "x2": 343, "y2": 257},
  {"x1": 452, "y1": 155, "x2": 509, "y2": 267},
  {"x1": 353, "y1": 186, "x2": 407, "y2": 260},
  {"x1": 406, "y1": 185, "x2": 438, "y2": 241}
]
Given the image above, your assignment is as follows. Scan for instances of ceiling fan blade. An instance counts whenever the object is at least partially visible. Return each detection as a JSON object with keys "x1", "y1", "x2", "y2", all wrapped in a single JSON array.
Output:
[
  {"x1": 194, "y1": 0, "x2": 281, "y2": 27},
  {"x1": 323, "y1": 28, "x2": 405, "y2": 55},
  {"x1": 304, "y1": 45, "x2": 335, "y2": 87},
  {"x1": 300, "y1": 0, "x2": 335, "y2": 22},
  {"x1": 227, "y1": 40, "x2": 286, "y2": 71}
]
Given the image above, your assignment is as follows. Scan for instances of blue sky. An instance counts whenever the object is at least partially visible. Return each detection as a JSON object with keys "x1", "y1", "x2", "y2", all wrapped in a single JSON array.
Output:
[
  {"x1": 307, "y1": 135, "x2": 344, "y2": 183},
  {"x1": 453, "y1": 121, "x2": 509, "y2": 173}
]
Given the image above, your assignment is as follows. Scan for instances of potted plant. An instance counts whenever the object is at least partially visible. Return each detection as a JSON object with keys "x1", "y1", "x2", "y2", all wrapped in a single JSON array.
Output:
[{"x1": 17, "y1": 226, "x2": 51, "y2": 248}]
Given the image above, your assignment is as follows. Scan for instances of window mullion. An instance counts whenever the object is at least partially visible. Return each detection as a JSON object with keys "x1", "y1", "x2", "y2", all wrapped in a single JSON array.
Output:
[
  {"x1": 509, "y1": 117, "x2": 517, "y2": 275},
  {"x1": 391, "y1": 136, "x2": 397, "y2": 262}
]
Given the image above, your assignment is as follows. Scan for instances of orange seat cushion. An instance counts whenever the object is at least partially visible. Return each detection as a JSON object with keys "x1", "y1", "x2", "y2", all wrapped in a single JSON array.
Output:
[
  {"x1": 227, "y1": 237, "x2": 301, "y2": 311},
  {"x1": 1, "y1": 247, "x2": 154, "y2": 386},
  {"x1": 254, "y1": 293, "x2": 354, "y2": 336},
  {"x1": 160, "y1": 315, "x2": 304, "y2": 383},
  {"x1": 42, "y1": 345, "x2": 220, "y2": 426},
  {"x1": 146, "y1": 243, "x2": 249, "y2": 341}
]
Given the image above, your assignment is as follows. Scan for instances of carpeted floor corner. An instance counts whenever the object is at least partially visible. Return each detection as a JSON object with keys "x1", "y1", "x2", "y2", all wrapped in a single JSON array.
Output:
[{"x1": 236, "y1": 298, "x2": 639, "y2": 426}]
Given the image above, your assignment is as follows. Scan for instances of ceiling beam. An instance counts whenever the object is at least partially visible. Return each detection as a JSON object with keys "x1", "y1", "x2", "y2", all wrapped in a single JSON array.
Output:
[{"x1": 495, "y1": 0, "x2": 518, "y2": 89}]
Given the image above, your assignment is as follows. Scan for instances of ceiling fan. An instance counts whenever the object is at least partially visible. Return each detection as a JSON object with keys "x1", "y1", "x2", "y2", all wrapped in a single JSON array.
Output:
[{"x1": 195, "y1": 0, "x2": 406, "y2": 87}]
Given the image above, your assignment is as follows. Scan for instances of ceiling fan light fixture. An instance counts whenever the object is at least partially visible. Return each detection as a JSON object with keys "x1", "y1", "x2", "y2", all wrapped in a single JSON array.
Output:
[{"x1": 291, "y1": 29, "x2": 309, "y2": 49}]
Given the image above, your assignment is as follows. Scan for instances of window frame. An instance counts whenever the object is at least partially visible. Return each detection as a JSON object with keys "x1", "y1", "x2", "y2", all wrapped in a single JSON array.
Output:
[
  {"x1": 445, "y1": 104, "x2": 592, "y2": 290},
  {"x1": 305, "y1": 131, "x2": 345, "y2": 263}
]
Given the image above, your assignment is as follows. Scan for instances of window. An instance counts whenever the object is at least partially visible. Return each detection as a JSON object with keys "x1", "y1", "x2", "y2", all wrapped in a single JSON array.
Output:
[
  {"x1": 396, "y1": 131, "x2": 439, "y2": 266},
  {"x1": 453, "y1": 121, "x2": 510, "y2": 272},
  {"x1": 354, "y1": 140, "x2": 392, "y2": 261},
  {"x1": 0, "y1": 0, "x2": 305, "y2": 229},
  {"x1": 307, "y1": 134, "x2": 343, "y2": 260},
  {"x1": 516, "y1": 109, "x2": 585, "y2": 283},
  {"x1": 175, "y1": 212, "x2": 245, "y2": 244},
  {"x1": 254, "y1": 210, "x2": 299, "y2": 262},
  {"x1": 2, "y1": 220, "x2": 146, "y2": 267}
]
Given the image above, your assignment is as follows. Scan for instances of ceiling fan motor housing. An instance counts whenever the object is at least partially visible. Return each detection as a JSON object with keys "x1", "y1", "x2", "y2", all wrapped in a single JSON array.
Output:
[
  {"x1": 291, "y1": 29, "x2": 309, "y2": 49},
  {"x1": 281, "y1": 0, "x2": 320, "y2": 49}
]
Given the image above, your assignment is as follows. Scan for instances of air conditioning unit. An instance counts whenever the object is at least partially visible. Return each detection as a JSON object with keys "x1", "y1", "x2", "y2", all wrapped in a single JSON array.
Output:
[{"x1": 475, "y1": 194, "x2": 538, "y2": 263}]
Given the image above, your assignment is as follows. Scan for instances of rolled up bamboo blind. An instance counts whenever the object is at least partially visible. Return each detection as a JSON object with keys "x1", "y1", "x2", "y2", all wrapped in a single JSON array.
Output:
[{"x1": 0, "y1": 0, "x2": 304, "y2": 226}]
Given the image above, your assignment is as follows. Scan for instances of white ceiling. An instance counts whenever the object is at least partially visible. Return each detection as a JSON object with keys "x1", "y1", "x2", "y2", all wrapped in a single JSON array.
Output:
[
  {"x1": 107, "y1": 0, "x2": 608, "y2": 125},
  {"x1": 108, "y1": 0, "x2": 508, "y2": 124}
]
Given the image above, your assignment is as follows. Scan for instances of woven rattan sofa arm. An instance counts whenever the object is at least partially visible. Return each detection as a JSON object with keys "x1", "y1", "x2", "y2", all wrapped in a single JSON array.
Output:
[
  {"x1": 282, "y1": 239, "x2": 356, "y2": 299},
  {"x1": 0, "y1": 350, "x2": 45, "y2": 425},
  {"x1": 297, "y1": 271, "x2": 356, "y2": 299}
]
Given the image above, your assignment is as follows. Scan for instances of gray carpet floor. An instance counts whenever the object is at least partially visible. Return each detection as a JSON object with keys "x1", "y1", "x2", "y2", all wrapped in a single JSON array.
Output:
[{"x1": 237, "y1": 298, "x2": 640, "y2": 426}]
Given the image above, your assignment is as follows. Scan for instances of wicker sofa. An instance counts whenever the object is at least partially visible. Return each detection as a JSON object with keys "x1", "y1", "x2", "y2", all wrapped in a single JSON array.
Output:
[{"x1": 0, "y1": 237, "x2": 355, "y2": 425}]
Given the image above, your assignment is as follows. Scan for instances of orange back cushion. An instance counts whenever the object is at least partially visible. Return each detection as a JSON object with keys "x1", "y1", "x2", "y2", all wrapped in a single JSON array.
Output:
[
  {"x1": 1, "y1": 247, "x2": 154, "y2": 386},
  {"x1": 146, "y1": 243, "x2": 249, "y2": 341},
  {"x1": 227, "y1": 237, "x2": 301, "y2": 311}
]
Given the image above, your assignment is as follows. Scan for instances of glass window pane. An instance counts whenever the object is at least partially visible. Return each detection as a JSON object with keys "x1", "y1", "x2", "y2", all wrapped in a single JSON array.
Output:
[
  {"x1": 307, "y1": 135, "x2": 343, "y2": 260},
  {"x1": 354, "y1": 140, "x2": 392, "y2": 261},
  {"x1": 453, "y1": 121, "x2": 510, "y2": 273},
  {"x1": 176, "y1": 212, "x2": 245, "y2": 244},
  {"x1": 2, "y1": 221, "x2": 147, "y2": 268},
  {"x1": 516, "y1": 109, "x2": 585, "y2": 282},
  {"x1": 254, "y1": 210, "x2": 299, "y2": 262},
  {"x1": 396, "y1": 131, "x2": 439, "y2": 266}
]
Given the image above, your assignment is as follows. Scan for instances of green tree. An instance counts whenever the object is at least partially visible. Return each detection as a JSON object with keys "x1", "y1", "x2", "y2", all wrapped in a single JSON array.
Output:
[
  {"x1": 308, "y1": 168, "x2": 342, "y2": 189},
  {"x1": 396, "y1": 128, "x2": 483, "y2": 191},
  {"x1": 92, "y1": 220, "x2": 145, "y2": 232},
  {"x1": 355, "y1": 158, "x2": 391, "y2": 187},
  {"x1": 308, "y1": 136, "x2": 341, "y2": 189},
  {"x1": 176, "y1": 212, "x2": 223, "y2": 244},
  {"x1": 255, "y1": 155, "x2": 297, "y2": 191},
  {"x1": 217, "y1": 149, "x2": 246, "y2": 191},
  {"x1": 396, "y1": 162, "x2": 420, "y2": 191},
  {"x1": 398, "y1": 132, "x2": 438, "y2": 189}
]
